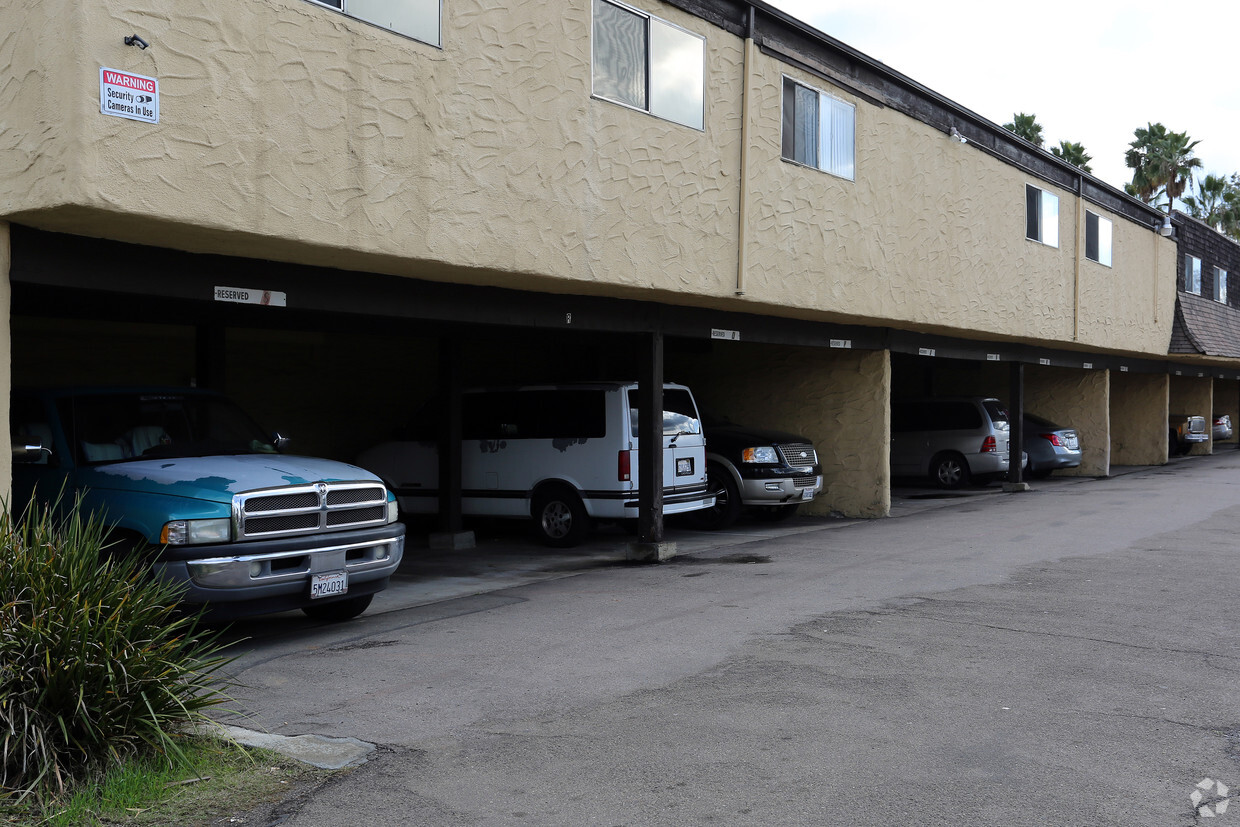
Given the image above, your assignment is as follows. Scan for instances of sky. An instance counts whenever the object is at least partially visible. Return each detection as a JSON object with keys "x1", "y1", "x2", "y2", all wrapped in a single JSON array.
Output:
[{"x1": 764, "y1": 0, "x2": 1240, "y2": 196}]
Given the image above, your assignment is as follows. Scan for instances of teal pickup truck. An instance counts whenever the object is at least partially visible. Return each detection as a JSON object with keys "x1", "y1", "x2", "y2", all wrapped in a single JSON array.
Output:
[{"x1": 11, "y1": 387, "x2": 405, "y2": 621}]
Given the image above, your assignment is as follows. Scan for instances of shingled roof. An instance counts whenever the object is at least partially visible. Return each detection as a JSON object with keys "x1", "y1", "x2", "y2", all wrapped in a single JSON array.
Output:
[{"x1": 1170, "y1": 292, "x2": 1240, "y2": 358}]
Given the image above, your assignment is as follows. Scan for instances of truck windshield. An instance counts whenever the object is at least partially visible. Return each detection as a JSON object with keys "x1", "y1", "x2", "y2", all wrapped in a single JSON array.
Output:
[{"x1": 59, "y1": 392, "x2": 277, "y2": 464}]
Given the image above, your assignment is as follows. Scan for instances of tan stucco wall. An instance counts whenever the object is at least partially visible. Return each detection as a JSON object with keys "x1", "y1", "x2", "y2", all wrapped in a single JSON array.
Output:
[
  {"x1": 668, "y1": 344, "x2": 890, "y2": 518},
  {"x1": 1110, "y1": 372, "x2": 1168, "y2": 466},
  {"x1": 0, "y1": 222, "x2": 10, "y2": 504},
  {"x1": 1024, "y1": 366, "x2": 1109, "y2": 476},
  {"x1": 0, "y1": 0, "x2": 1176, "y2": 358},
  {"x1": 1170, "y1": 375, "x2": 1214, "y2": 456}
]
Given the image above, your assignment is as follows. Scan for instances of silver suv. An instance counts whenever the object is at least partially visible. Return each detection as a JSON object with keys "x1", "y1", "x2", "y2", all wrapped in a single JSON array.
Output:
[{"x1": 891, "y1": 397, "x2": 1012, "y2": 488}]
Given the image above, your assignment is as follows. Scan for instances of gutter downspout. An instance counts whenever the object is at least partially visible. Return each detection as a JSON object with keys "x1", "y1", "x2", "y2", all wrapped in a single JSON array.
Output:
[
  {"x1": 1073, "y1": 173, "x2": 1083, "y2": 342},
  {"x1": 736, "y1": 6, "x2": 756, "y2": 296}
]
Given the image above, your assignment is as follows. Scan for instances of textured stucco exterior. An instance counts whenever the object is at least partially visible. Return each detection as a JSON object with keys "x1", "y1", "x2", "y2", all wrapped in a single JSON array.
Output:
[
  {"x1": 0, "y1": 0, "x2": 1175, "y2": 357},
  {"x1": 1024, "y1": 366, "x2": 1109, "y2": 476},
  {"x1": 1110, "y1": 373, "x2": 1168, "y2": 466},
  {"x1": 1170, "y1": 375, "x2": 1214, "y2": 455},
  {"x1": 668, "y1": 345, "x2": 890, "y2": 518}
]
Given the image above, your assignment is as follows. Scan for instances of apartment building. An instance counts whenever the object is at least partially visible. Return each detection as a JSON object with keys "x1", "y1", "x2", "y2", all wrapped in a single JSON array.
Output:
[{"x1": 1, "y1": 0, "x2": 1225, "y2": 527}]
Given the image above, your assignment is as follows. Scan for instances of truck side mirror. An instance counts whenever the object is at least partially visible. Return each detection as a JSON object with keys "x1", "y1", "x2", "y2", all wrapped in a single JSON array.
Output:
[
  {"x1": 272, "y1": 433, "x2": 291, "y2": 452},
  {"x1": 12, "y1": 441, "x2": 51, "y2": 464}
]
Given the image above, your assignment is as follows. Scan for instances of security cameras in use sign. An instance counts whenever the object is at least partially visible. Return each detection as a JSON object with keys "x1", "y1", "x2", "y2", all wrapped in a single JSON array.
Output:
[{"x1": 100, "y1": 68, "x2": 159, "y2": 124}]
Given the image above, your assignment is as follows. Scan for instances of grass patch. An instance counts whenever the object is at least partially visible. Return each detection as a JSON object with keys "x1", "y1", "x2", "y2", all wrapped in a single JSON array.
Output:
[{"x1": 0, "y1": 734, "x2": 331, "y2": 826}]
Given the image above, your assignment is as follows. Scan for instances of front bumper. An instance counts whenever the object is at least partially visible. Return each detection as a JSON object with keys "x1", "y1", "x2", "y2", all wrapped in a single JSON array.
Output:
[
  {"x1": 154, "y1": 523, "x2": 405, "y2": 607},
  {"x1": 738, "y1": 474, "x2": 823, "y2": 506}
]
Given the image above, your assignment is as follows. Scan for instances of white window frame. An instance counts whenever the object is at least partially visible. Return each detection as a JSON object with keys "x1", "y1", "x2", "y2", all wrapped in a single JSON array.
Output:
[
  {"x1": 780, "y1": 76, "x2": 856, "y2": 181},
  {"x1": 1084, "y1": 210, "x2": 1112, "y2": 267},
  {"x1": 1214, "y1": 266, "x2": 1228, "y2": 304},
  {"x1": 305, "y1": 0, "x2": 442, "y2": 48},
  {"x1": 591, "y1": 0, "x2": 706, "y2": 131},
  {"x1": 1186, "y1": 255, "x2": 1202, "y2": 295},
  {"x1": 1025, "y1": 184, "x2": 1059, "y2": 248}
]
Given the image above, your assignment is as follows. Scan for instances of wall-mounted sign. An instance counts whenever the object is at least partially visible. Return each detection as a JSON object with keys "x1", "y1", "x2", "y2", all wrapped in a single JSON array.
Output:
[
  {"x1": 100, "y1": 68, "x2": 158, "y2": 124},
  {"x1": 918, "y1": 347, "x2": 935, "y2": 357},
  {"x1": 711, "y1": 328, "x2": 740, "y2": 341},
  {"x1": 1083, "y1": 362, "x2": 1093, "y2": 370},
  {"x1": 1039, "y1": 358, "x2": 1052, "y2": 366},
  {"x1": 830, "y1": 339, "x2": 852, "y2": 349},
  {"x1": 213, "y1": 286, "x2": 287, "y2": 307},
  {"x1": 986, "y1": 353, "x2": 1000, "y2": 361}
]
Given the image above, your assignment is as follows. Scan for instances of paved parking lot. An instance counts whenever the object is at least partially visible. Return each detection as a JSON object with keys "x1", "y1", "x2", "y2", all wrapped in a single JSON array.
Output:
[{"x1": 216, "y1": 451, "x2": 1240, "y2": 826}]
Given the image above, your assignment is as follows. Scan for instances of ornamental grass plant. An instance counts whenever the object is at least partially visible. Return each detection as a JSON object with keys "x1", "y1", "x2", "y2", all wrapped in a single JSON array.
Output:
[{"x1": 0, "y1": 495, "x2": 232, "y2": 803}]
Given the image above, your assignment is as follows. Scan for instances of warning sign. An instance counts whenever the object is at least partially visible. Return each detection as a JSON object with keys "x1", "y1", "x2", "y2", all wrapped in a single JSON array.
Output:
[{"x1": 100, "y1": 68, "x2": 159, "y2": 124}]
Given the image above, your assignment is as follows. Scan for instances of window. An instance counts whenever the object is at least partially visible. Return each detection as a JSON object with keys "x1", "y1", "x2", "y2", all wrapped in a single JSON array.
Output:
[
  {"x1": 591, "y1": 0, "x2": 705, "y2": 130},
  {"x1": 781, "y1": 77, "x2": 855, "y2": 180},
  {"x1": 1186, "y1": 255, "x2": 1202, "y2": 295},
  {"x1": 1085, "y1": 210, "x2": 1112, "y2": 266},
  {"x1": 1025, "y1": 184, "x2": 1059, "y2": 248},
  {"x1": 1215, "y1": 266, "x2": 1228, "y2": 304},
  {"x1": 307, "y1": 0, "x2": 440, "y2": 47}
]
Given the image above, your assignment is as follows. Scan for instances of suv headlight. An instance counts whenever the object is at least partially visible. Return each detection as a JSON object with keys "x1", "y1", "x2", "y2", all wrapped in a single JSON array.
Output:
[
  {"x1": 741, "y1": 446, "x2": 779, "y2": 464},
  {"x1": 161, "y1": 518, "x2": 232, "y2": 545}
]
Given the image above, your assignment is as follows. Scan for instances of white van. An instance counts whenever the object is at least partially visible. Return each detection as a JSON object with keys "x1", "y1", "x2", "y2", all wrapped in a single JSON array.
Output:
[{"x1": 356, "y1": 382, "x2": 714, "y2": 546}]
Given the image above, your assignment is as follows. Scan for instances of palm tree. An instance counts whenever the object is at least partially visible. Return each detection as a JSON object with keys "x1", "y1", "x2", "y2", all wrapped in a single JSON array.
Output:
[
  {"x1": 1049, "y1": 140, "x2": 1092, "y2": 173},
  {"x1": 1183, "y1": 173, "x2": 1240, "y2": 237},
  {"x1": 1002, "y1": 113, "x2": 1044, "y2": 147},
  {"x1": 1124, "y1": 123, "x2": 1202, "y2": 211}
]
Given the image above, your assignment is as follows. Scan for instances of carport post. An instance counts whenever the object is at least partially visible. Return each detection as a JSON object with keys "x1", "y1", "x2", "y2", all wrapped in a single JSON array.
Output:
[
  {"x1": 630, "y1": 331, "x2": 674, "y2": 561},
  {"x1": 430, "y1": 336, "x2": 474, "y2": 549},
  {"x1": 1006, "y1": 361, "x2": 1027, "y2": 488}
]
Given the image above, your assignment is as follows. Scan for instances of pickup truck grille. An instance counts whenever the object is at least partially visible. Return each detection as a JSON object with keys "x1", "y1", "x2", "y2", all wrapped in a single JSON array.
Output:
[
  {"x1": 235, "y1": 482, "x2": 388, "y2": 540},
  {"x1": 777, "y1": 443, "x2": 818, "y2": 467}
]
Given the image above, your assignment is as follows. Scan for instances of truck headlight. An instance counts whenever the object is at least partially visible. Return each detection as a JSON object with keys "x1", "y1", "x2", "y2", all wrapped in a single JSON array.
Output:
[
  {"x1": 161, "y1": 518, "x2": 232, "y2": 545},
  {"x1": 741, "y1": 446, "x2": 779, "y2": 464},
  {"x1": 387, "y1": 499, "x2": 400, "y2": 524}
]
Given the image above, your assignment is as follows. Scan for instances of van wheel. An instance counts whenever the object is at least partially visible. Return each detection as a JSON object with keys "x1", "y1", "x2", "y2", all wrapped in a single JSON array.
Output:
[
  {"x1": 302, "y1": 594, "x2": 373, "y2": 622},
  {"x1": 533, "y1": 487, "x2": 590, "y2": 547},
  {"x1": 693, "y1": 465, "x2": 741, "y2": 530},
  {"x1": 930, "y1": 452, "x2": 970, "y2": 489}
]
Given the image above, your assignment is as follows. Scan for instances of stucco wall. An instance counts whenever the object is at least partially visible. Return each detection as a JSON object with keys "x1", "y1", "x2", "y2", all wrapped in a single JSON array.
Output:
[
  {"x1": 668, "y1": 344, "x2": 890, "y2": 518},
  {"x1": 1110, "y1": 372, "x2": 1168, "y2": 466},
  {"x1": 1170, "y1": 375, "x2": 1214, "y2": 456},
  {"x1": 0, "y1": 0, "x2": 1175, "y2": 357},
  {"x1": 1024, "y1": 366, "x2": 1109, "y2": 476}
]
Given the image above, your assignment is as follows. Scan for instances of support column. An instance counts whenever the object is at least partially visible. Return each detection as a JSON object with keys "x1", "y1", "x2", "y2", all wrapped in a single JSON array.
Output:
[
  {"x1": 431, "y1": 335, "x2": 474, "y2": 550},
  {"x1": 1004, "y1": 361, "x2": 1030, "y2": 491},
  {"x1": 0, "y1": 222, "x2": 10, "y2": 505},
  {"x1": 629, "y1": 330, "x2": 674, "y2": 562}
]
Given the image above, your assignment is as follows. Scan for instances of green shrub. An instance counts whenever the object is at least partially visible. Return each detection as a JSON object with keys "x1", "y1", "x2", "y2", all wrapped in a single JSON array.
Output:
[{"x1": 0, "y1": 496, "x2": 232, "y2": 801}]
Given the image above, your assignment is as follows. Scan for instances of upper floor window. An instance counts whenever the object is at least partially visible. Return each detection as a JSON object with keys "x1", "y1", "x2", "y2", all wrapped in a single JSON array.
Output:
[
  {"x1": 1085, "y1": 210, "x2": 1112, "y2": 267},
  {"x1": 1025, "y1": 184, "x2": 1059, "y2": 248},
  {"x1": 591, "y1": 0, "x2": 705, "y2": 130},
  {"x1": 1214, "y1": 266, "x2": 1228, "y2": 304},
  {"x1": 308, "y1": 0, "x2": 441, "y2": 47},
  {"x1": 781, "y1": 77, "x2": 855, "y2": 180},
  {"x1": 1186, "y1": 255, "x2": 1202, "y2": 295}
]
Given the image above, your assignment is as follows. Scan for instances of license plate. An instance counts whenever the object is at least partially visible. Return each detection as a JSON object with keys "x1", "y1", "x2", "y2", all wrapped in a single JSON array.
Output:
[
  {"x1": 1066, "y1": 436, "x2": 1079, "y2": 450},
  {"x1": 801, "y1": 488, "x2": 815, "y2": 501},
  {"x1": 676, "y1": 457, "x2": 694, "y2": 476},
  {"x1": 310, "y1": 570, "x2": 348, "y2": 599}
]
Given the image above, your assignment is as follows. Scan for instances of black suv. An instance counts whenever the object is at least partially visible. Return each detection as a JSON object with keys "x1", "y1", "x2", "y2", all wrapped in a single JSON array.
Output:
[{"x1": 692, "y1": 415, "x2": 823, "y2": 530}]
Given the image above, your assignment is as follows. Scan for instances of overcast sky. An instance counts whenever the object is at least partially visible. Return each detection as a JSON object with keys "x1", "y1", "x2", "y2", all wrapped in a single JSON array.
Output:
[{"x1": 764, "y1": 0, "x2": 1240, "y2": 197}]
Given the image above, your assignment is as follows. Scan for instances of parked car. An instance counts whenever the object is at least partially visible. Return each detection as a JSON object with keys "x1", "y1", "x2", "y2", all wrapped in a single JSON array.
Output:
[
  {"x1": 356, "y1": 382, "x2": 713, "y2": 547},
  {"x1": 890, "y1": 396, "x2": 1012, "y2": 489},
  {"x1": 10, "y1": 387, "x2": 405, "y2": 621},
  {"x1": 1021, "y1": 413, "x2": 1082, "y2": 479},
  {"x1": 1168, "y1": 413, "x2": 1209, "y2": 456},
  {"x1": 1213, "y1": 414, "x2": 1233, "y2": 442},
  {"x1": 690, "y1": 414, "x2": 823, "y2": 530}
]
